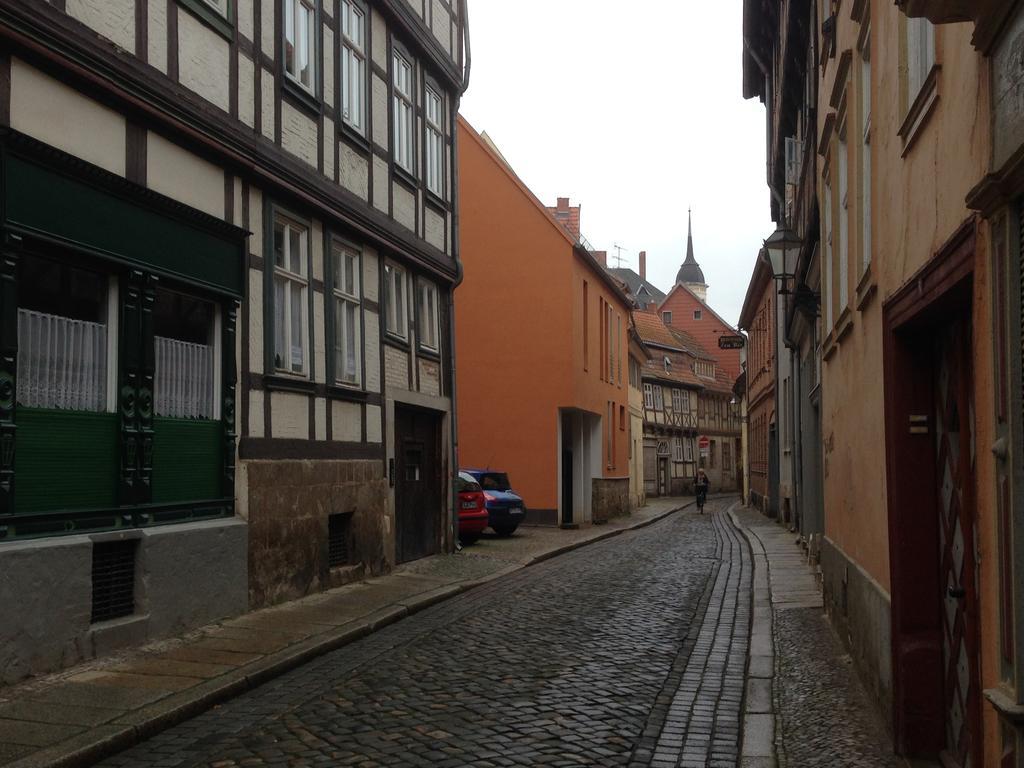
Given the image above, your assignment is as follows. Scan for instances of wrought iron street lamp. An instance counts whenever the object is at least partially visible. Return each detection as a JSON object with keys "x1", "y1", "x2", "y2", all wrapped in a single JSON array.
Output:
[{"x1": 763, "y1": 225, "x2": 802, "y2": 294}]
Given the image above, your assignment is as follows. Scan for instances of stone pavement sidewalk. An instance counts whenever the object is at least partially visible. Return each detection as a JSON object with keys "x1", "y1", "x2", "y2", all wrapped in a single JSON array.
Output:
[
  {"x1": 730, "y1": 507, "x2": 905, "y2": 768},
  {"x1": 0, "y1": 496, "x2": 698, "y2": 768}
]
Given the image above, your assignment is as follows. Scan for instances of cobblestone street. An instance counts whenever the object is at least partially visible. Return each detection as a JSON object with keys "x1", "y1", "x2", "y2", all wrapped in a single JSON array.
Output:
[
  {"x1": 91, "y1": 502, "x2": 899, "y2": 767},
  {"x1": 97, "y1": 502, "x2": 731, "y2": 767}
]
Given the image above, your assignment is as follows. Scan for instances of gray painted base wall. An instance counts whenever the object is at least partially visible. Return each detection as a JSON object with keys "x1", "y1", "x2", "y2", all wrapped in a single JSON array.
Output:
[
  {"x1": 820, "y1": 536, "x2": 894, "y2": 734},
  {"x1": 0, "y1": 518, "x2": 248, "y2": 686}
]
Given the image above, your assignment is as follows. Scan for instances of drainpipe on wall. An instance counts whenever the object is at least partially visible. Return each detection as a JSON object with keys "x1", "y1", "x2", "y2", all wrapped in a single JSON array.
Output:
[{"x1": 447, "y1": 0, "x2": 470, "y2": 551}]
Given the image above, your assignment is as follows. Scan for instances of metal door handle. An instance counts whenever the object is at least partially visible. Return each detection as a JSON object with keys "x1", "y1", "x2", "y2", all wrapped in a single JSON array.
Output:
[{"x1": 948, "y1": 586, "x2": 966, "y2": 599}]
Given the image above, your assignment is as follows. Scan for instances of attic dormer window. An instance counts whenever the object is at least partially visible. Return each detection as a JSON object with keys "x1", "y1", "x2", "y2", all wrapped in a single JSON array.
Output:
[{"x1": 664, "y1": 356, "x2": 671, "y2": 372}]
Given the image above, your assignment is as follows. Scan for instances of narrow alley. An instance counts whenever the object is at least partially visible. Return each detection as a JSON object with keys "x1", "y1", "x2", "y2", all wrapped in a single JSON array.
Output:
[{"x1": 80, "y1": 501, "x2": 896, "y2": 768}]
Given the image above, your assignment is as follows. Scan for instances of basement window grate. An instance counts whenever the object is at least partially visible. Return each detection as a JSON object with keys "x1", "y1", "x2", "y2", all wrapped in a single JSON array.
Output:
[
  {"x1": 91, "y1": 540, "x2": 137, "y2": 624},
  {"x1": 328, "y1": 513, "x2": 352, "y2": 568}
]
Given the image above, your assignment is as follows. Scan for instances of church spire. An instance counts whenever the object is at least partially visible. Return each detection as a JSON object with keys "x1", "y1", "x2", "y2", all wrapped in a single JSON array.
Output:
[
  {"x1": 684, "y1": 207, "x2": 697, "y2": 265},
  {"x1": 675, "y1": 206, "x2": 708, "y2": 301}
]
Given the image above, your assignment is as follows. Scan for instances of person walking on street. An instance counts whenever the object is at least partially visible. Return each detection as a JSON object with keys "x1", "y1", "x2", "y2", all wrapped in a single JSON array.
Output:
[{"x1": 694, "y1": 468, "x2": 709, "y2": 514}]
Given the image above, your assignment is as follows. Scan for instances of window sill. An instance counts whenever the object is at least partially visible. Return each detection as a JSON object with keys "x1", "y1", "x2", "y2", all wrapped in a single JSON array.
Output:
[
  {"x1": 178, "y1": 0, "x2": 234, "y2": 42},
  {"x1": 264, "y1": 373, "x2": 316, "y2": 394},
  {"x1": 393, "y1": 164, "x2": 418, "y2": 192},
  {"x1": 899, "y1": 65, "x2": 940, "y2": 158},
  {"x1": 339, "y1": 121, "x2": 371, "y2": 156},
  {"x1": 835, "y1": 307, "x2": 854, "y2": 344},
  {"x1": 282, "y1": 76, "x2": 322, "y2": 118},
  {"x1": 417, "y1": 345, "x2": 441, "y2": 361},
  {"x1": 327, "y1": 384, "x2": 368, "y2": 403},
  {"x1": 822, "y1": 331, "x2": 838, "y2": 362},
  {"x1": 425, "y1": 189, "x2": 449, "y2": 213},
  {"x1": 855, "y1": 265, "x2": 877, "y2": 312},
  {"x1": 383, "y1": 332, "x2": 410, "y2": 351}
]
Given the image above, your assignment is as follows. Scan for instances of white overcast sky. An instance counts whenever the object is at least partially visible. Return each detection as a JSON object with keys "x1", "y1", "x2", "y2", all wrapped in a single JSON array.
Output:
[{"x1": 458, "y1": 0, "x2": 775, "y2": 326}]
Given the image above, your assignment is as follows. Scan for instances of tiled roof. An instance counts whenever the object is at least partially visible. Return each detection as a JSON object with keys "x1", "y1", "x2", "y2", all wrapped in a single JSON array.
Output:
[
  {"x1": 641, "y1": 353, "x2": 705, "y2": 389},
  {"x1": 632, "y1": 310, "x2": 683, "y2": 351},
  {"x1": 668, "y1": 327, "x2": 717, "y2": 361},
  {"x1": 608, "y1": 268, "x2": 667, "y2": 304}
]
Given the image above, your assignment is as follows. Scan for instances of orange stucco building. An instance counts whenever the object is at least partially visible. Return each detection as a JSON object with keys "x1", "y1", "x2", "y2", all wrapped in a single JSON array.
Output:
[{"x1": 455, "y1": 117, "x2": 631, "y2": 526}]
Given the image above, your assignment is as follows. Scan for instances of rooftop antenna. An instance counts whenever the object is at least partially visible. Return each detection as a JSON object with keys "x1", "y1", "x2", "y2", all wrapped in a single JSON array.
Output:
[{"x1": 612, "y1": 243, "x2": 628, "y2": 269}]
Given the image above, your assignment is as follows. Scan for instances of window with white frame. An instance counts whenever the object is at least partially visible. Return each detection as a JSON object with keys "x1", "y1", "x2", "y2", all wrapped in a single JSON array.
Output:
[
  {"x1": 860, "y1": 37, "x2": 872, "y2": 273},
  {"x1": 643, "y1": 382, "x2": 653, "y2": 409},
  {"x1": 425, "y1": 85, "x2": 444, "y2": 196},
  {"x1": 272, "y1": 214, "x2": 309, "y2": 375},
  {"x1": 340, "y1": 0, "x2": 366, "y2": 134},
  {"x1": 684, "y1": 438, "x2": 695, "y2": 462},
  {"x1": 906, "y1": 17, "x2": 935, "y2": 107},
  {"x1": 838, "y1": 126, "x2": 849, "y2": 310},
  {"x1": 823, "y1": 171, "x2": 834, "y2": 328},
  {"x1": 154, "y1": 289, "x2": 218, "y2": 419},
  {"x1": 693, "y1": 309, "x2": 702, "y2": 320},
  {"x1": 392, "y1": 50, "x2": 414, "y2": 173},
  {"x1": 332, "y1": 242, "x2": 361, "y2": 387},
  {"x1": 653, "y1": 385, "x2": 664, "y2": 411},
  {"x1": 284, "y1": 0, "x2": 316, "y2": 93},
  {"x1": 16, "y1": 255, "x2": 115, "y2": 413},
  {"x1": 384, "y1": 262, "x2": 408, "y2": 339},
  {"x1": 672, "y1": 437, "x2": 684, "y2": 462},
  {"x1": 672, "y1": 388, "x2": 682, "y2": 413},
  {"x1": 418, "y1": 280, "x2": 439, "y2": 352},
  {"x1": 663, "y1": 311, "x2": 672, "y2": 325}
]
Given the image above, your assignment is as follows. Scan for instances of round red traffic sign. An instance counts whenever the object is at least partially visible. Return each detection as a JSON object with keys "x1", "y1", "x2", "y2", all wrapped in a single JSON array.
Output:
[{"x1": 698, "y1": 435, "x2": 710, "y2": 449}]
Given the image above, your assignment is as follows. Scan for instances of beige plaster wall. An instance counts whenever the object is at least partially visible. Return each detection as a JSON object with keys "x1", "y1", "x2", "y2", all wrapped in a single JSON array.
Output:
[
  {"x1": 178, "y1": 11, "x2": 231, "y2": 112},
  {"x1": 146, "y1": 132, "x2": 225, "y2": 219},
  {"x1": 66, "y1": 0, "x2": 134, "y2": 53},
  {"x1": 819, "y1": 13, "x2": 990, "y2": 592},
  {"x1": 10, "y1": 60, "x2": 126, "y2": 177}
]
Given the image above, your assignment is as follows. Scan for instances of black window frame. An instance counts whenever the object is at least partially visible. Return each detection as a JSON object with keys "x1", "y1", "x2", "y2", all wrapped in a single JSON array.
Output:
[
  {"x1": 280, "y1": 0, "x2": 324, "y2": 117},
  {"x1": 338, "y1": 0, "x2": 371, "y2": 147},
  {"x1": 325, "y1": 232, "x2": 366, "y2": 392},
  {"x1": 389, "y1": 36, "x2": 418, "y2": 188},
  {"x1": 263, "y1": 201, "x2": 316, "y2": 387}
]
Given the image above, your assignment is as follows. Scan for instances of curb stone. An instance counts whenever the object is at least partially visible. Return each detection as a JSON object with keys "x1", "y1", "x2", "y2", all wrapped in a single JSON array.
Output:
[
  {"x1": 6, "y1": 499, "x2": 696, "y2": 768},
  {"x1": 729, "y1": 507, "x2": 780, "y2": 768}
]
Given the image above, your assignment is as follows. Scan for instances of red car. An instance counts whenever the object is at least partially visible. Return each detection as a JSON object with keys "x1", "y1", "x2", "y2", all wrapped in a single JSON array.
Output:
[{"x1": 457, "y1": 471, "x2": 489, "y2": 545}]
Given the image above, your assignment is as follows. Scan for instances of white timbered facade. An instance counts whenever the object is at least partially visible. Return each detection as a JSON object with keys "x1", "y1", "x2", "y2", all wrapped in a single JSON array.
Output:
[{"x1": 0, "y1": 0, "x2": 466, "y2": 682}]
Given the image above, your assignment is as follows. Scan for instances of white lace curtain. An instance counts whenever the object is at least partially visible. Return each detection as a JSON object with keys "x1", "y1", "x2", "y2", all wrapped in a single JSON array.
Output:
[
  {"x1": 155, "y1": 336, "x2": 215, "y2": 419},
  {"x1": 17, "y1": 308, "x2": 108, "y2": 411}
]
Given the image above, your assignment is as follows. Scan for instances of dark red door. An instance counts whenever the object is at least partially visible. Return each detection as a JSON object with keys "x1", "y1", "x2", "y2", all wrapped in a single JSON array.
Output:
[
  {"x1": 394, "y1": 406, "x2": 442, "y2": 564},
  {"x1": 934, "y1": 320, "x2": 981, "y2": 768}
]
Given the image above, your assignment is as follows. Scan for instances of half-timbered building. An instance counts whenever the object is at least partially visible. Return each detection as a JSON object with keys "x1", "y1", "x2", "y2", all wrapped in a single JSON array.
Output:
[
  {"x1": 633, "y1": 311, "x2": 701, "y2": 497},
  {"x1": 0, "y1": 0, "x2": 466, "y2": 684}
]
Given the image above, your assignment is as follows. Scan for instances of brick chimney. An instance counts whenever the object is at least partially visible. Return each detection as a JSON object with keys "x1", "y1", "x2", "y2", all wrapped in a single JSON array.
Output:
[
  {"x1": 595, "y1": 250, "x2": 607, "y2": 267},
  {"x1": 639, "y1": 251, "x2": 647, "y2": 281},
  {"x1": 546, "y1": 197, "x2": 582, "y2": 241}
]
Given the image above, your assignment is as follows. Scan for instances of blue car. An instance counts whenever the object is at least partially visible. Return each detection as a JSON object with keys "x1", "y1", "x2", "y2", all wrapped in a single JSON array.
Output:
[{"x1": 462, "y1": 469, "x2": 526, "y2": 537}]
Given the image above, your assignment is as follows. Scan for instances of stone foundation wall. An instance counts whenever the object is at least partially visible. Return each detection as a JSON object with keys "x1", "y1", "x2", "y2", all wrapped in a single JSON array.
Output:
[
  {"x1": 244, "y1": 459, "x2": 388, "y2": 608},
  {"x1": 821, "y1": 536, "x2": 894, "y2": 730},
  {"x1": 591, "y1": 478, "x2": 629, "y2": 525}
]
